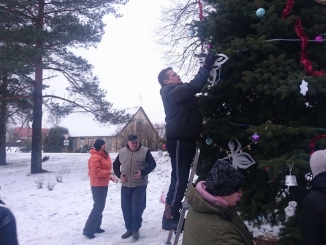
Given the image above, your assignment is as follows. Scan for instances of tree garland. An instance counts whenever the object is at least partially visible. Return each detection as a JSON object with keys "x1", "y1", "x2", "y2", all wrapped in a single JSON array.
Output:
[
  {"x1": 310, "y1": 134, "x2": 326, "y2": 155},
  {"x1": 283, "y1": 0, "x2": 326, "y2": 76}
]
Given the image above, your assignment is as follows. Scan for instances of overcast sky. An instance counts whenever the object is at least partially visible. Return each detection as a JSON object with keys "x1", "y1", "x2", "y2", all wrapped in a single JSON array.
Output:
[{"x1": 46, "y1": 0, "x2": 172, "y2": 127}]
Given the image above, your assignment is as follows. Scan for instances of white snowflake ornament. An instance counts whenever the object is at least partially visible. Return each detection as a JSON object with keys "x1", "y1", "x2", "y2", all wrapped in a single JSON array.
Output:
[
  {"x1": 208, "y1": 54, "x2": 229, "y2": 86},
  {"x1": 224, "y1": 138, "x2": 256, "y2": 169},
  {"x1": 300, "y1": 79, "x2": 308, "y2": 96},
  {"x1": 284, "y1": 201, "x2": 297, "y2": 222}
]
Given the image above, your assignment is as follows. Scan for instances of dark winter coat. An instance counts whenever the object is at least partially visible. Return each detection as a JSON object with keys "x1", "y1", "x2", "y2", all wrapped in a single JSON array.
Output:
[
  {"x1": 113, "y1": 144, "x2": 156, "y2": 188},
  {"x1": 302, "y1": 171, "x2": 326, "y2": 245},
  {"x1": 160, "y1": 67, "x2": 210, "y2": 140},
  {"x1": 182, "y1": 184, "x2": 254, "y2": 245},
  {"x1": 0, "y1": 206, "x2": 19, "y2": 245}
]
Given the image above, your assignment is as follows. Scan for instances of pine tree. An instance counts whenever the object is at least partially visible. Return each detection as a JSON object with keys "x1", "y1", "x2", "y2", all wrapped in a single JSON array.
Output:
[
  {"x1": 188, "y1": 0, "x2": 326, "y2": 244},
  {"x1": 0, "y1": 0, "x2": 130, "y2": 173},
  {"x1": 43, "y1": 126, "x2": 68, "y2": 153},
  {"x1": 0, "y1": 9, "x2": 34, "y2": 165}
]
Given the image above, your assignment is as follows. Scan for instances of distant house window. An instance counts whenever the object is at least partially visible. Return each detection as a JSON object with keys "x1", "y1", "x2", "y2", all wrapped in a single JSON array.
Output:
[
  {"x1": 73, "y1": 139, "x2": 77, "y2": 149},
  {"x1": 107, "y1": 139, "x2": 112, "y2": 150},
  {"x1": 80, "y1": 139, "x2": 85, "y2": 148},
  {"x1": 89, "y1": 139, "x2": 94, "y2": 148},
  {"x1": 136, "y1": 120, "x2": 143, "y2": 131}
]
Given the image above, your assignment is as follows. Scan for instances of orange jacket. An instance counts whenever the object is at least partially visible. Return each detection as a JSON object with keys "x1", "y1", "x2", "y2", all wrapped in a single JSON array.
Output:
[{"x1": 88, "y1": 148, "x2": 112, "y2": 186}]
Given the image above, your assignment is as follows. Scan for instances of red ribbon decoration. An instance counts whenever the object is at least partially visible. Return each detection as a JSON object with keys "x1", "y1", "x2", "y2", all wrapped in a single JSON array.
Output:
[
  {"x1": 295, "y1": 19, "x2": 326, "y2": 76},
  {"x1": 282, "y1": 0, "x2": 326, "y2": 76},
  {"x1": 310, "y1": 134, "x2": 326, "y2": 155},
  {"x1": 282, "y1": 0, "x2": 295, "y2": 19},
  {"x1": 198, "y1": 0, "x2": 203, "y2": 21}
]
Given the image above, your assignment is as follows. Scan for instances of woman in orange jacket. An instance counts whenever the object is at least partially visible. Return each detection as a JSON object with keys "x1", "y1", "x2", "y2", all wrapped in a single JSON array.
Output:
[{"x1": 83, "y1": 139, "x2": 116, "y2": 239}]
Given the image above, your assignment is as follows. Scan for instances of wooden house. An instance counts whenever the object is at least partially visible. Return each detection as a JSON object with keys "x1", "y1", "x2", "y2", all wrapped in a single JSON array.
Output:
[{"x1": 60, "y1": 106, "x2": 160, "y2": 153}]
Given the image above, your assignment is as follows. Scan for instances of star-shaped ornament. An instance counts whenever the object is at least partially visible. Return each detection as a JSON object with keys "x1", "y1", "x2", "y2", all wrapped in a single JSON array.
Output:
[{"x1": 300, "y1": 79, "x2": 308, "y2": 96}]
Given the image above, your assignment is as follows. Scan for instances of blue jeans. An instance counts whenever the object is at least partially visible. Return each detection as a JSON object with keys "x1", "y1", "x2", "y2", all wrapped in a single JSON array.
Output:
[
  {"x1": 83, "y1": 186, "x2": 108, "y2": 234},
  {"x1": 166, "y1": 139, "x2": 196, "y2": 217},
  {"x1": 121, "y1": 185, "x2": 147, "y2": 231}
]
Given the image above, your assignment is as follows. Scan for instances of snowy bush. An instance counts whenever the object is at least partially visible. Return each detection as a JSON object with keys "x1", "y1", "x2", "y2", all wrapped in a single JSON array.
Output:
[
  {"x1": 46, "y1": 180, "x2": 56, "y2": 191},
  {"x1": 35, "y1": 177, "x2": 44, "y2": 189},
  {"x1": 55, "y1": 173, "x2": 63, "y2": 183}
]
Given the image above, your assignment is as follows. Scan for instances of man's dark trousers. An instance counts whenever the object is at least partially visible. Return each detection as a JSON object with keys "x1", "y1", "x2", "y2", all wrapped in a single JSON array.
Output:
[
  {"x1": 84, "y1": 186, "x2": 108, "y2": 234},
  {"x1": 166, "y1": 139, "x2": 196, "y2": 217},
  {"x1": 121, "y1": 185, "x2": 147, "y2": 231}
]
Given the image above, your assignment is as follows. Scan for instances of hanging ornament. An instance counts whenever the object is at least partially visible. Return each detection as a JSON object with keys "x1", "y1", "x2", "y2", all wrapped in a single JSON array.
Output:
[
  {"x1": 285, "y1": 164, "x2": 298, "y2": 188},
  {"x1": 207, "y1": 53, "x2": 229, "y2": 86},
  {"x1": 315, "y1": 35, "x2": 323, "y2": 43},
  {"x1": 284, "y1": 201, "x2": 297, "y2": 222},
  {"x1": 300, "y1": 79, "x2": 308, "y2": 96},
  {"x1": 305, "y1": 172, "x2": 314, "y2": 189},
  {"x1": 256, "y1": 8, "x2": 266, "y2": 18},
  {"x1": 225, "y1": 139, "x2": 256, "y2": 169},
  {"x1": 276, "y1": 188, "x2": 290, "y2": 203},
  {"x1": 252, "y1": 133, "x2": 260, "y2": 143},
  {"x1": 162, "y1": 144, "x2": 167, "y2": 150},
  {"x1": 206, "y1": 138, "x2": 213, "y2": 145},
  {"x1": 189, "y1": 28, "x2": 195, "y2": 36}
]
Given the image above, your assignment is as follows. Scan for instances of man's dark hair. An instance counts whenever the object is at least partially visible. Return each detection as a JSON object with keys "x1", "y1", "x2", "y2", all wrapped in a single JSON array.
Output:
[{"x1": 158, "y1": 67, "x2": 172, "y2": 87}]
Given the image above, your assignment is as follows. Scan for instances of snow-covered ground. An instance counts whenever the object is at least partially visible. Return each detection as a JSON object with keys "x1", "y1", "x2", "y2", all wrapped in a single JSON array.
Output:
[{"x1": 1, "y1": 150, "x2": 279, "y2": 245}]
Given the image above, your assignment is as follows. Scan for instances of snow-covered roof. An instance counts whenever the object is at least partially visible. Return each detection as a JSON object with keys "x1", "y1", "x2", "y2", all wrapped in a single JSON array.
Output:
[{"x1": 59, "y1": 107, "x2": 140, "y2": 137}]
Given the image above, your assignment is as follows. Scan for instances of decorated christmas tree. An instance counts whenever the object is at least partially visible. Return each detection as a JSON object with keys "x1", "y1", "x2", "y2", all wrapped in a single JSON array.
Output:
[{"x1": 190, "y1": 0, "x2": 326, "y2": 244}]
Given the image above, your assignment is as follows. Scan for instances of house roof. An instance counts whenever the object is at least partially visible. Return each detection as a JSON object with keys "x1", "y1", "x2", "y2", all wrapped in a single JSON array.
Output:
[
  {"x1": 59, "y1": 107, "x2": 140, "y2": 137},
  {"x1": 14, "y1": 128, "x2": 50, "y2": 138}
]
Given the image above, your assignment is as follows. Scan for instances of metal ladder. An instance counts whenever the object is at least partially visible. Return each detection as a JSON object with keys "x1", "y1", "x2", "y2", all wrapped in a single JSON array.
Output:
[{"x1": 165, "y1": 147, "x2": 201, "y2": 245}]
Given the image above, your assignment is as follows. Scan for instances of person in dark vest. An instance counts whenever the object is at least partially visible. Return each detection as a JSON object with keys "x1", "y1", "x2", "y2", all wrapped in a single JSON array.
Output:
[
  {"x1": 83, "y1": 139, "x2": 117, "y2": 239},
  {"x1": 0, "y1": 198, "x2": 19, "y2": 245},
  {"x1": 158, "y1": 53, "x2": 219, "y2": 230},
  {"x1": 302, "y1": 149, "x2": 326, "y2": 245},
  {"x1": 113, "y1": 134, "x2": 156, "y2": 241}
]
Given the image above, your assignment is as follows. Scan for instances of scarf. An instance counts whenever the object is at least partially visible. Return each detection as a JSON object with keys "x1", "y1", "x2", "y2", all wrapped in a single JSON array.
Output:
[{"x1": 195, "y1": 181, "x2": 229, "y2": 206}]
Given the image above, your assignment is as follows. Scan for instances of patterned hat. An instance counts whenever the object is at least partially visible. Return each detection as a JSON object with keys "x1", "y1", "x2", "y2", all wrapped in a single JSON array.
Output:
[
  {"x1": 310, "y1": 150, "x2": 326, "y2": 177},
  {"x1": 94, "y1": 139, "x2": 105, "y2": 151},
  {"x1": 206, "y1": 159, "x2": 244, "y2": 196}
]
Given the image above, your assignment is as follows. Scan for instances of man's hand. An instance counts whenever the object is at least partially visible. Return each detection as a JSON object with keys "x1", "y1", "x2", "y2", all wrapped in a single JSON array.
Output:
[
  {"x1": 134, "y1": 170, "x2": 141, "y2": 180},
  {"x1": 120, "y1": 173, "x2": 128, "y2": 183},
  {"x1": 110, "y1": 175, "x2": 119, "y2": 183},
  {"x1": 203, "y1": 53, "x2": 217, "y2": 71}
]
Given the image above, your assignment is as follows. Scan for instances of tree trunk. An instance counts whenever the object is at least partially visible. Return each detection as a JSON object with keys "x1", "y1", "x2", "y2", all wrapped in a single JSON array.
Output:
[
  {"x1": 31, "y1": 65, "x2": 43, "y2": 173},
  {"x1": 0, "y1": 79, "x2": 7, "y2": 165},
  {"x1": 31, "y1": 0, "x2": 45, "y2": 174}
]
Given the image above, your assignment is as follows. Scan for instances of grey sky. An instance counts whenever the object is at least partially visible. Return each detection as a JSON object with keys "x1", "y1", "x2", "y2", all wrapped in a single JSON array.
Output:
[{"x1": 46, "y1": 0, "x2": 170, "y2": 127}]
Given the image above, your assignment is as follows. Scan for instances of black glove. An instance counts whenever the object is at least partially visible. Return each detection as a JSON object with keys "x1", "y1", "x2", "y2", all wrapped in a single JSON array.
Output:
[{"x1": 203, "y1": 53, "x2": 217, "y2": 71}]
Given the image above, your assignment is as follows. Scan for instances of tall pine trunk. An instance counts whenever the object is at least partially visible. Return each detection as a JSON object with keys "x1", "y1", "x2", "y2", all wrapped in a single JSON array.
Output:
[
  {"x1": 31, "y1": 0, "x2": 45, "y2": 174},
  {"x1": 0, "y1": 77, "x2": 7, "y2": 165}
]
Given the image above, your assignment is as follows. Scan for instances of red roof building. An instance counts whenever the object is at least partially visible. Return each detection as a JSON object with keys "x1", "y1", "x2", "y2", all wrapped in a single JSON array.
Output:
[{"x1": 13, "y1": 128, "x2": 50, "y2": 139}]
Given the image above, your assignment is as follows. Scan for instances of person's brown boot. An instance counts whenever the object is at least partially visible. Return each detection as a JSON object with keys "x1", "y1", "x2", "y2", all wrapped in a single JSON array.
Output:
[
  {"x1": 164, "y1": 203, "x2": 175, "y2": 219},
  {"x1": 121, "y1": 230, "x2": 132, "y2": 239}
]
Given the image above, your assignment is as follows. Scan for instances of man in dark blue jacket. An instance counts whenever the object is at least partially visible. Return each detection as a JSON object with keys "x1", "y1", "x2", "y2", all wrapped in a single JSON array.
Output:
[
  {"x1": 158, "y1": 54, "x2": 218, "y2": 230},
  {"x1": 0, "y1": 199, "x2": 19, "y2": 245},
  {"x1": 302, "y1": 149, "x2": 326, "y2": 245}
]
